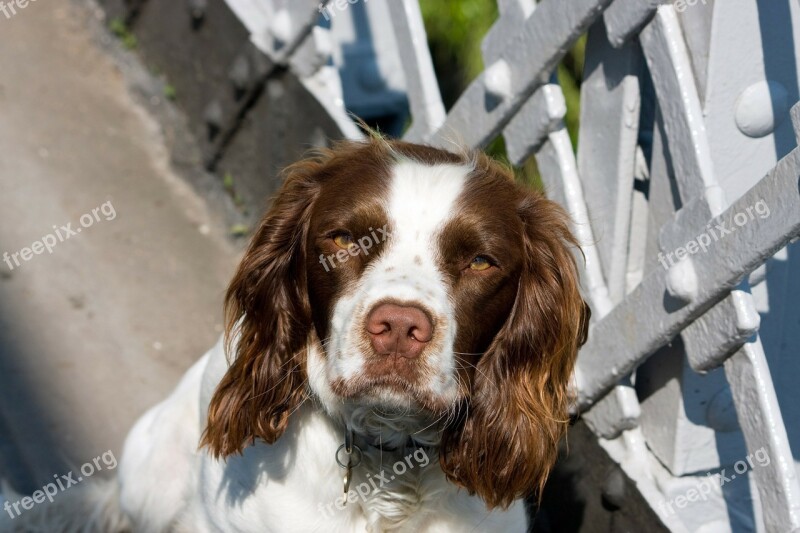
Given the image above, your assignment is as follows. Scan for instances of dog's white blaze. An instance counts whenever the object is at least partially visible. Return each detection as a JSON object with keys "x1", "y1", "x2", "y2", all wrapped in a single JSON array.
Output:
[
  {"x1": 386, "y1": 160, "x2": 470, "y2": 253},
  {"x1": 321, "y1": 160, "x2": 472, "y2": 405},
  {"x1": 379, "y1": 160, "x2": 469, "y2": 394}
]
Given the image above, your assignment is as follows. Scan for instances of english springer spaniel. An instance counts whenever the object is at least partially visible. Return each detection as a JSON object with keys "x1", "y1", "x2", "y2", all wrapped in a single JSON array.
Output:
[{"x1": 1, "y1": 138, "x2": 589, "y2": 532}]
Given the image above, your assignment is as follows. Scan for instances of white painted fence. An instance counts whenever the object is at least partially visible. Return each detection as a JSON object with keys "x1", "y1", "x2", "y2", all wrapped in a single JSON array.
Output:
[{"x1": 221, "y1": 1, "x2": 800, "y2": 530}]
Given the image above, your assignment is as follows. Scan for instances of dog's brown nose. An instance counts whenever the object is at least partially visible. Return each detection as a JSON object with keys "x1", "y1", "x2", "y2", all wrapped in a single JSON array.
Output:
[{"x1": 366, "y1": 303, "x2": 433, "y2": 359}]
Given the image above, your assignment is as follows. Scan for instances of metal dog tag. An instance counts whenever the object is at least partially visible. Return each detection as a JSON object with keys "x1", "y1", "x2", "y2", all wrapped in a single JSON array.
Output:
[{"x1": 336, "y1": 428, "x2": 362, "y2": 506}]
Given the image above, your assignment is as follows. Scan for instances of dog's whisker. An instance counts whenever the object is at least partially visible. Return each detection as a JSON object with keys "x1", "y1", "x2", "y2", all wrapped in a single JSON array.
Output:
[{"x1": 454, "y1": 358, "x2": 500, "y2": 395}]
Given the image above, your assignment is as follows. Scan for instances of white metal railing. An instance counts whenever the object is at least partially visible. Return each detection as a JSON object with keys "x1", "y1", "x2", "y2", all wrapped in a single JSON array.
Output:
[{"x1": 222, "y1": 1, "x2": 800, "y2": 530}]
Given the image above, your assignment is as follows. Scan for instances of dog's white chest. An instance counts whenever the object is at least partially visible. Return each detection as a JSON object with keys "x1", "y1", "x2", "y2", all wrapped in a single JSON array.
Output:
[{"x1": 347, "y1": 448, "x2": 442, "y2": 532}]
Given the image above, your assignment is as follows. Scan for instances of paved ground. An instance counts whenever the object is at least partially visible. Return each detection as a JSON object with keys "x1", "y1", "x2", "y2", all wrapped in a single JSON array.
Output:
[{"x1": 0, "y1": 0, "x2": 241, "y2": 491}]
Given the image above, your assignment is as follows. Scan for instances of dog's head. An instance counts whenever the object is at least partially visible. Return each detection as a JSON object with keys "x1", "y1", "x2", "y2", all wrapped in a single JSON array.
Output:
[{"x1": 201, "y1": 138, "x2": 590, "y2": 507}]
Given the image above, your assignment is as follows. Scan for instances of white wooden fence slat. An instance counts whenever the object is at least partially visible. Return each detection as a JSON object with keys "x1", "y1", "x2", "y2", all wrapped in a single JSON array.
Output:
[
  {"x1": 504, "y1": 84, "x2": 566, "y2": 166},
  {"x1": 725, "y1": 340, "x2": 800, "y2": 532},
  {"x1": 638, "y1": 6, "x2": 722, "y2": 215},
  {"x1": 792, "y1": 101, "x2": 800, "y2": 146},
  {"x1": 625, "y1": 146, "x2": 650, "y2": 292},
  {"x1": 603, "y1": 0, "x2": 667, "y2": 48},
  {"x1": 582, "y1": 383, "x2": 641, "y2": 439},
  {"x1": 388, "y1": 0, "x2": 446, "y2": 142},
  {"x1": 484, "y1": 0, "x2": 561, "y2": 166},
  {"x1": 577, "y1": 19, "x2": 642, "y2": 303},
  {"x1": 481, "y1": 0, "x2": 536, "y2": 67},
  {"x1": 576, "y1": 146, "x2": 800, "y2": 409},
  {"x1": 428, "y1": 0, "x2": 614, "y2": 149},
  {"x1": 683, "y1": 290, "x2": 761, "y2": 373},
  {"x1": 637, "y1": 6, "x2": 791, "y2": 505}
]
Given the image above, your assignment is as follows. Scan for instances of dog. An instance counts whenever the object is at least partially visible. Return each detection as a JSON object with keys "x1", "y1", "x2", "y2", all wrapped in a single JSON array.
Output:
[{"x1": 0, "y1": 138, "x2": 589, "y2": 532}]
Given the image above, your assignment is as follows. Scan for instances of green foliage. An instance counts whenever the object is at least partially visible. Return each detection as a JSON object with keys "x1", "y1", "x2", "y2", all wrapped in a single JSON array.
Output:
[
  {"x1": 419, "y1": 0, "x2": 586, "y2": 160},
  {"x1": 222, "y1": 172, "x2": 246, "y2": 210},
  {"x1": 229, "y1": 224, "x2": 249, "y2": 237},
  {"x1": 558, "y1": 35, "x2": 586, "y2": 148},
  {"x1": 109, "y1": 18, "x2": 137, "y2": 50},
  {"x1": 223, "y1": 172, "x2": 235, "y2": 192},
  {"x1": 419, "y1": 1, "x2": 498, "y2": 107},
  {"x1": 163, "y1": 84, "x2": 177, "y2": 101}
]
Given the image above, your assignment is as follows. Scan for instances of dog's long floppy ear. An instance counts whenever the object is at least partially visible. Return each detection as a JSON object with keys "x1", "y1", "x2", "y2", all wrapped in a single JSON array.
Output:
[
  {"x1": 201, "y1": 157, "x2": 324, "y2": 458},
  {"x1": 441, "y1": 189, "x2": 591, "y2": 509}
]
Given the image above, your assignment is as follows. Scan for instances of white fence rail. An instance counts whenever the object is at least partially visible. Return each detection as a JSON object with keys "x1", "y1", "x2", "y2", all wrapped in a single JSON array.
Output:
[{"x1": 222, "y1": 1, "x2": 800, "y2": 530}]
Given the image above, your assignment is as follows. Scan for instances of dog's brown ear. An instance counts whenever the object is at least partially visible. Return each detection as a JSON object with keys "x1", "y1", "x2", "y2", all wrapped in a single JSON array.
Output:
[
  {"x1": 201, "y1": 158, "x2": 324, "y2": 457},
  {"x1": 440, "y1": 190, "x2": 590, "y2": 509}
]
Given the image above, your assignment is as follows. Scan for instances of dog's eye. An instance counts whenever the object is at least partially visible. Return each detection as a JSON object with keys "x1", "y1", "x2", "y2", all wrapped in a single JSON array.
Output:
[
  {"x1": 333, "y1": 233, "x2": 356, "y2": 250},
  {"x1": 469, "y1": 256, "x2": 492, "y2": 271}
]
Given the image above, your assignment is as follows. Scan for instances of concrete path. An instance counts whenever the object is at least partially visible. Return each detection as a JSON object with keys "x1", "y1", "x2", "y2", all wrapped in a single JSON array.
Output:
[{"x1": 0, "y1": 1, "x2": 241, "y2": 492}]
